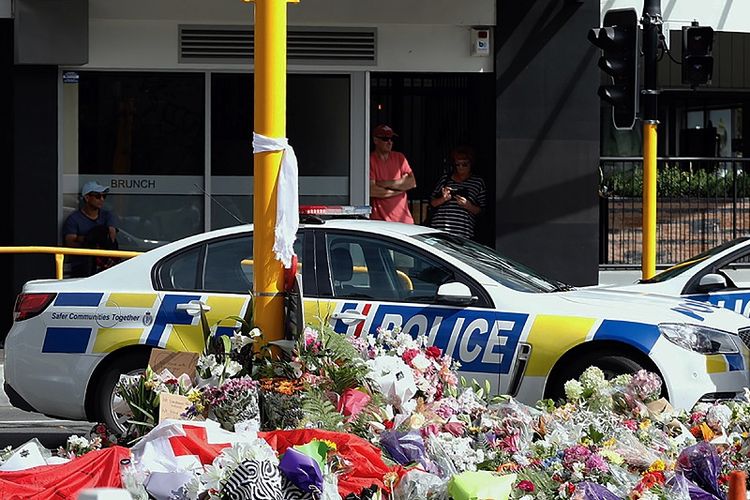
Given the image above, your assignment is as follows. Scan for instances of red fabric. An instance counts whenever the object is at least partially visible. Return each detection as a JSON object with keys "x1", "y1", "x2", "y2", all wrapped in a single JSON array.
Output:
[
  {"x1": 169, "y1": 424, "x2": 231, "y2": 465},
  {"x1": 0, "y1": 445, "x2": 130, "y2": 500},
  {"x1": 260, "y1": 429, "x2": 395, "y2": 497}
]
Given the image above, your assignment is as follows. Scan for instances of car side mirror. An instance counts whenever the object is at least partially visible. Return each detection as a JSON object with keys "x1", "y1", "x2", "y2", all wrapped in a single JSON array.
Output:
[
  {"x1": 696, "y1": 273, "x2": 727, "y2": 293},
  {"x1": 437, "y1": 282, "x2": 476, "y2": 305}
]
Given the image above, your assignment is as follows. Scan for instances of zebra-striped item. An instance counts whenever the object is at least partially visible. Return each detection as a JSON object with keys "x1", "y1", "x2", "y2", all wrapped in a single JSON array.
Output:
[
  {"x1": 223, "y1": 459, "x2": 282, "y2": 500},
  {"x1": 280, "y1": 475, "x2": 316, "y2": 500}
]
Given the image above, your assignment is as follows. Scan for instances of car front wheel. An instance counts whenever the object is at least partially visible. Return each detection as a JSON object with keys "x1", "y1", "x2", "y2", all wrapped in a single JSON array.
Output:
[
  {"x1": 545, "y1": 352, "x2": 655, "y2": 403},
  {"x1": 92, "y1": 351, "x2": 150, "y2": 435}
]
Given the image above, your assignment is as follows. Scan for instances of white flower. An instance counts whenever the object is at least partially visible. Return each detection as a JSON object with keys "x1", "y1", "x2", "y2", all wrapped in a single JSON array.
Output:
[
  {"x1": 411, "y1": 353, "x2": 431, "y2": 371},
  {"x1": 706, "y1": 404, "x2": 732, "y2": 430},
  {"x1": 564, "y1": 379, "x2": 584, "y2": 400},
  {"x1": 579, "y1": 366, "x2": 607, "y2": 391}
]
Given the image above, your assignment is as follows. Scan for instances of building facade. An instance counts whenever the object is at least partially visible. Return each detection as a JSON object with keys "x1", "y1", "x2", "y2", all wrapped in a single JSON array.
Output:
[{"x1": 2, "y1": 0, "x2": 609, "y2": 335}]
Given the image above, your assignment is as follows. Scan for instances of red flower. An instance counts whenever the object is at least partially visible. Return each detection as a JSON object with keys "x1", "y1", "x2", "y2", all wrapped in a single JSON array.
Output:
[
  {"x1": 401, "y1": 348, "x2": 420, "y2": 366},
  {"x1": 384, "y1": 420, "x2": 395, "y2": 430},
  {"x1": 566, "y1": 483, "x2": 576, "y2": 495},
  {"x1": 517, "y1": 480, "x2": 535, "y2": 492},
  {"x1": 426, "y1": 346, "x2": 442, "y2": 359}
]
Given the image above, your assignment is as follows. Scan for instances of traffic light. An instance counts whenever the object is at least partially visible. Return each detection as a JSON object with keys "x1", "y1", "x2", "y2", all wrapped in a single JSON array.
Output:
[
  {"x1": 682, "y1": 25, "x2": 714, "y2": 87},
  {"x1": 588, "y1": 8, "x2": 640, "y2": 130}
]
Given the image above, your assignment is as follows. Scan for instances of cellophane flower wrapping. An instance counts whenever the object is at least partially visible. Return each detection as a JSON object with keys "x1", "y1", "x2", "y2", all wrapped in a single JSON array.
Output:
[
  {"x1": 392, "y1": 469, "x2": 447, "y2": 500},
  {"x1": 259, "y1": 377, "x2": 305, "y2": 430},
  {"x1": 675, "y1": 441, "x2": 724, "y2": 499},
  {"x1": 201, "y1": 376, "x2": 259, "y2": 431}
]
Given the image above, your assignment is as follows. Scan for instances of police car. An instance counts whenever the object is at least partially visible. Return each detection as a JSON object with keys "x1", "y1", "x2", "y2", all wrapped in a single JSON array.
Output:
[
  {"x1": 5, "y1": 214, "x2": 750, "y2": 432},
  {"x1": 608, "y1": 237, "x2": 750, "y2": 325}
]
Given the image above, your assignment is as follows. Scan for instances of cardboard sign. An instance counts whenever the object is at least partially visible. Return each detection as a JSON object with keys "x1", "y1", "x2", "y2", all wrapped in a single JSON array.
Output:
[
  {"x1": 158, "y1": 392, "x2": 192, "y2": 422},
  {"x1": 148, "y1": 349, "x2": 199, "y2": 380}
]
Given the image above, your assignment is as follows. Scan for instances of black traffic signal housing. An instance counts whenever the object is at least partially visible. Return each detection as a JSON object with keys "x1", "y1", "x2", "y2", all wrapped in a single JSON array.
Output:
[
  {"x1": 588, "y1": 8, "x2": 640, "y2": 130},
  {"x1": 682, "y1": 25, "x2": 714, "y2": 87}
]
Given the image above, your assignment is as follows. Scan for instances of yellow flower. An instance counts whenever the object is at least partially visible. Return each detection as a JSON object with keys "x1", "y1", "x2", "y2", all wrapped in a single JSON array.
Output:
[
  {"x1": 600, "y1": 449, "x2": 624, "y2": 465},
  {"x1": 319, "y1": 439, "x2": 338, "y2": 452},
  {"x1": 639, "y1": 419, "x2": 652, "y2": 430},
  {"x1": 602, "y1": 438, "x2": 616, "y2": 448},
  {"x1": 408, "y1": 413, "x2": 426, "y2": 429},
  {"x1": 648, "y1": 459, "x2": 666, "y2": 472}
]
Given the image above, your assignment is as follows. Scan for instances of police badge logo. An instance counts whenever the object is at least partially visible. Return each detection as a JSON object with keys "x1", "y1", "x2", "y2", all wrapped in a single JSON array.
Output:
[{"x1": 143, "y1": 311, "x2": 153, "y2": 327}]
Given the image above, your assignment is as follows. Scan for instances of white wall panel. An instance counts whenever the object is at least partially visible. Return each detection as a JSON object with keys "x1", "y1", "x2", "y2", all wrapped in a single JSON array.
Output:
[{"x1": 85, "y1": 19, "x2": 493, "y2": 72}]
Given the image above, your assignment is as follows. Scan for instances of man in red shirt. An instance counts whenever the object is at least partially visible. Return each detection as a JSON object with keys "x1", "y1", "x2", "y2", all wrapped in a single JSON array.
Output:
[{"x1": 369, "y1": 124, "x2": 416, "y2": 223}]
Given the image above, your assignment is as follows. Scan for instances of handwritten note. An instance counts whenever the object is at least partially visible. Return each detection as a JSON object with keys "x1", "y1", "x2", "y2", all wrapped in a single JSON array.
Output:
[
  {"x1": 158, "y1": 392, "x2": 192, "y2": 422},
  {"x1": 148, "y1": 349, "x2": 199, "y2": 380}
]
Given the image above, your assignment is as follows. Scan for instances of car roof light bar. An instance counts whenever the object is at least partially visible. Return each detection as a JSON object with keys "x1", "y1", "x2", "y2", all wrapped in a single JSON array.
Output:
[{"x1": 299, "y1": 205, "x2": 372, "y2": 216}]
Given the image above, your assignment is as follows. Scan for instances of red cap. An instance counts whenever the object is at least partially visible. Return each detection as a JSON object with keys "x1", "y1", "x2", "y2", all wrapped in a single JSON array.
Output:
[{"x1": 372, "y1": 124, "x2": 398, "y2": 138}]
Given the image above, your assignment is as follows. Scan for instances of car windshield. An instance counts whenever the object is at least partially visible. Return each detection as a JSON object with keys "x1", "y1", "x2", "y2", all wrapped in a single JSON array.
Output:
[
  {"x1": 413, "y1": 232, "x2": 572, "y2": 293},
  {"x1": 641, "y1": 236, "x2": 750, "y2": 283}
]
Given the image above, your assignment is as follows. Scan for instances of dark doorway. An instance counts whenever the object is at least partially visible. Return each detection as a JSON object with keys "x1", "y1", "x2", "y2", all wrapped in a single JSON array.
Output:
[{"x1": 370, "y1": 73, "x2": 496, "y2": 246}]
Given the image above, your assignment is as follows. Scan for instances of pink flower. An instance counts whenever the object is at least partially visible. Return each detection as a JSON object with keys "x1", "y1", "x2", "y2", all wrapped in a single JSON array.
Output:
[
  {"x1": 443, "y1": 421, "x2": 465, "y2": 437},
  {"x1": 336, "y1": 388, "x2": 371, "y2": 420},
  {"x1": 585, "y1": 453, "x2": 609, "y2": 473},
  {"x1": 562, "y1": 444, "x2": 591, "y2": 468},
  {"x1": 303, "y1": 327, "x2": 319, "y2": 347},
  {"x1": 623, "y1": 419, "x2": 638, "y2": 432},
  {"x1": 420, "y1": 424, "x2": 440, "y2": 438},
  {"x1": 517, "y1": 480, "x2": 535, "y2": 492}
]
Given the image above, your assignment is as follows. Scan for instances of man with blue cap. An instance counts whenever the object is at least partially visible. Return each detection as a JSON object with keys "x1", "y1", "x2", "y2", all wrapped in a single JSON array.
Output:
[{"x1": 62, "y1": 181, "x2": 119, "y2": 277}]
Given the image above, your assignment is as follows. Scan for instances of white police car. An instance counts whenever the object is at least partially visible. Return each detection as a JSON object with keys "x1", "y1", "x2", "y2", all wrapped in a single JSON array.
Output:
[
  {"x1": 5, "y1": 218, "x2": 750, "y2": 431},
  {"x1": 608, "y1": 237, "x2": 750, "y2": 325}
]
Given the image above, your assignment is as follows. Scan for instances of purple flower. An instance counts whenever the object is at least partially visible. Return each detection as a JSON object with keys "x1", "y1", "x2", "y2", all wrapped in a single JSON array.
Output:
[
  {"x1": 562, "y1": 444, "x2": 592, "y2": 468},
  {"x1": 585, "y1": 453, "x2": 609, "y2": 474}
]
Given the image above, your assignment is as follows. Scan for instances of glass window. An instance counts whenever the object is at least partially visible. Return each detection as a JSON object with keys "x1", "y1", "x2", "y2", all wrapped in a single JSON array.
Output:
[
  {"x1": 210, "y1": 73, "x2": 351, "y2": 229},
  {"x1": 157, "y1": 233, "x2": 304, "y2": 294},
  {"x1": 77, "y1": 72, "x2": 205, "y2": 175},
  {"x1": 325, "y1": 234, "x2": 455, "y2": 303},
  {"x1": 157, "y1": 246, "x2": 202, "y2": 291},
  {"x1": 64, "y1": 71, "x2": 206, "y2": 250},
  {"x1": 414, "y1": 232, "x2": 569, "y2": 293}
]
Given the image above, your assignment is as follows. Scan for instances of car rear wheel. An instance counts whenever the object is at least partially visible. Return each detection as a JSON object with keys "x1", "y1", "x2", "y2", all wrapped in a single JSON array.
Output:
[
  {"x1": 545, "y1": 352, "x2": 651, "y2": 403},
  {"x1": 92, "y1": 351, "x2": 150, "y2": 435}
]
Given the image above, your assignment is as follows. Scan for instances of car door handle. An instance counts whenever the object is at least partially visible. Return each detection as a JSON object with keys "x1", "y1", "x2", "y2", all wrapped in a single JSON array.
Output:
[
  {"x1": 331, "y1": 311, "x2": 367, "y2": 325},
  {"x1": 176, "y1": 300, "x2": 211, "y2": 316}
]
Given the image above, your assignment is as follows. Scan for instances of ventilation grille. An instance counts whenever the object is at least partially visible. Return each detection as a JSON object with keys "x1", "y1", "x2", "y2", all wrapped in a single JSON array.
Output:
[{"x1": 179, "y1": 25, "x2": 376, "y2": 64}]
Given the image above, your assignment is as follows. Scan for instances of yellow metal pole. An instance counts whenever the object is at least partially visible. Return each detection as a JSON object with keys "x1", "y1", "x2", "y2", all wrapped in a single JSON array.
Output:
[
  {"x1": 250, "y1": 0, "x2": 298, "y2": 344},
  {"x1": 642, "y1": 122, "x2": 658, "y2": 279}
]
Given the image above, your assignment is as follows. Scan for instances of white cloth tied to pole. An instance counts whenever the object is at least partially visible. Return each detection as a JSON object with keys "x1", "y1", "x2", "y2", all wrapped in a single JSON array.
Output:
[{"x1": 252, "y1": 133, "x2": 299, "y2": 268}]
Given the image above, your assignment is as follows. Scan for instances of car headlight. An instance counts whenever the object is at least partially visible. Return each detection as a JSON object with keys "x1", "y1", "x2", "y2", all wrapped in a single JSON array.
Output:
[{"x1": 659, "y1": 323, "x2": 739, "y2": 354}]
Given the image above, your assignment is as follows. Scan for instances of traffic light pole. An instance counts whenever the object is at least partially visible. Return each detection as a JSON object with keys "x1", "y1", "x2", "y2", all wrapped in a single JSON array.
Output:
[{"x1": 641, "y1": 0, "x2": 661, "y2": 280}]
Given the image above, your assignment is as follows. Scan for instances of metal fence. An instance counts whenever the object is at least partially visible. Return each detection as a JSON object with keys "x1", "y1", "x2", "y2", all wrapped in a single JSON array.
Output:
[{"x1": 600, "y1": 157, "x2": 750, "y2": 267}]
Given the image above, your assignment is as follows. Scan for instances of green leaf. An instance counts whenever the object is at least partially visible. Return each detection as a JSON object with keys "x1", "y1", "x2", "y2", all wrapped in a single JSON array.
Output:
[{"x1": 586, "y1": 423, "x2": 605, "y2": 444}]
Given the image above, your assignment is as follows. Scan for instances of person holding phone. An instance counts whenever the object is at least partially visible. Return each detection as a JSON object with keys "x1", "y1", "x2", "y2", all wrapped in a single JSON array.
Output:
[{"x1": 428, "y1": 146, "x2": 486, "y2": 239}]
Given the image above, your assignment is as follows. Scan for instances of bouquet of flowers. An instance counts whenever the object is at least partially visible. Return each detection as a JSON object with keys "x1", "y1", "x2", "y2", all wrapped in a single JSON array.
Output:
[
  {"x1": 115, "y1": 365, "x2": 196, "y2": 441},
  {"x1": 56, "y1": 434, "x2": 103, "y2": 459},
  {"x1": 258, "y1": 376, "x2": 306, "y2": 430},
  {"x1": 354, "y1": 326, "x2": 460, "y2": 405},
  {"x1": 196, "y1": 376, "x2": 260, "y2": 431}
]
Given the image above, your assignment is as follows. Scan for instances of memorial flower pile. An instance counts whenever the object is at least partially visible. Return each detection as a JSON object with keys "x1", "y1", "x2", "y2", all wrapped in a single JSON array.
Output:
[{"x1": 15, "y1": 319, "x2": 750, "y2": 500}]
